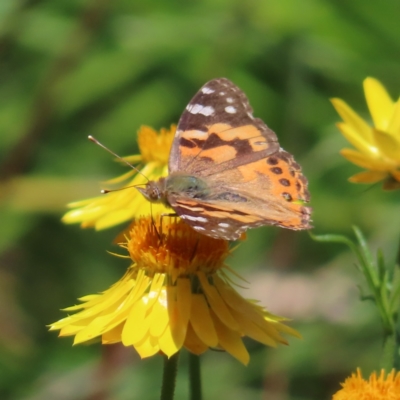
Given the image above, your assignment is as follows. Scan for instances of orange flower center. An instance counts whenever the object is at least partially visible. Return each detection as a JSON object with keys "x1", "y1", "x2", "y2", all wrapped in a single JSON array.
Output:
[{"x1": 127, "y1": 216, "x2": 230, "y2": 280}]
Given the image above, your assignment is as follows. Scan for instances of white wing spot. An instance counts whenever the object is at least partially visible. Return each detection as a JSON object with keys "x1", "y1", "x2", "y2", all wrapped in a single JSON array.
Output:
[
  {"x1": 225, "y1": 106, "x2": 237, "y2": 114},
  {"x1": 247, "y1": 112, "x2": 254, "y2": 119},
  {"x1": 199, "y1": 106, "x2": 215, "y2": 116},
  {"x1": 194, "y1": 226, "x2": 205, "y2": 231},
  {"x1": 226, "y1": 97, "x2": 234, "y2": 103},
  {"x1": 201, "y1": 87, "x2": 215, "y2": 94},
  {"x1": 186, "y1": 104, "x2": 215, "y2": 116},
  {"x1": 184, "y1": 215, "x2": 208, "y2": 223},
  {"x1": 186, "y1": 103, "x2": 201, "y2": 113},
  {"x1": 219, "y1": 91, "x2": 225, "y2": 95},
  {"x1": 218, "y1": 223, "x2": 230, "y2": 228}
]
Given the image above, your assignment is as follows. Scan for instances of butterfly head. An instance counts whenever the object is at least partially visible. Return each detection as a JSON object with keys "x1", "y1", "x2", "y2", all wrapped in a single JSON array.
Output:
[{"x1": 137, "y1": 179, "x2": 168, "y2": 205}]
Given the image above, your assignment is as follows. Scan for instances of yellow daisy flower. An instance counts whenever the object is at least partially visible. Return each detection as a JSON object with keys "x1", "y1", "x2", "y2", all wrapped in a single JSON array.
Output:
[
  {"x1": 50, "y1": 216, "x2": 300, "y2": 365},
  {"x1": 331, "y1": 78, "x2": 400, "y2": 189},
  {"x1": 62, "y1": 125, "x2": 175, "y2": 230},
  {"x1": 332, "y1": 368, "x2": 400, "y2": 400}
]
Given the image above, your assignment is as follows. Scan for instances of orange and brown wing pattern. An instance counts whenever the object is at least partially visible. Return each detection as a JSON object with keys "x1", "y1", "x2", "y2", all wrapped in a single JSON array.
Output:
[
  {"x1": 169, "y1": 78, "x2": 280, "y2": 175},
  {"x1": 160, "y1": 77, "x2": 311, "y2": 240}
]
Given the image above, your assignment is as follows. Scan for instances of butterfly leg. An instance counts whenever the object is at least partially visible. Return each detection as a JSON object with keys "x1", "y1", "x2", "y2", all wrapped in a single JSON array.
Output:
[
  {"x1": 148, "y1": 203, "x2": 162, "y2": 240},
  {"x1": 159, "y1": 212, "x2": 179, "y2": 237}
]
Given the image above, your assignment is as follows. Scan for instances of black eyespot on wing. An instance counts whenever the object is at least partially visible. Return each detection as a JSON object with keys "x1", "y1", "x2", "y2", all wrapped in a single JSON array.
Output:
[
  {"x1": 270, "y1": 167, "x2": 283, "y2": 174},
  {"x1": 279, "y1": 178, "x2": 290, "y2": 187},
  {"x1": 267, "y1": 157, "x2": 279, "y2": 165}
]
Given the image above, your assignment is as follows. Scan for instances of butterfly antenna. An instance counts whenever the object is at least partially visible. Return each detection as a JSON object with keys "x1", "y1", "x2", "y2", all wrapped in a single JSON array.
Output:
[
  {"x1": 88, "y1": 135, "x2": 149, "y2": 182},
  {"x1": 101, "y1": 183, "x2": 146, "y2": 194}
]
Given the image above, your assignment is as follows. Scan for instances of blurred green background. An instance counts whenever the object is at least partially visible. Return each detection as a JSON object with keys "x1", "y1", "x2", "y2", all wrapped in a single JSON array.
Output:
[{"x1": 1, "y1": 0, "x2": 399, "y2": 399}]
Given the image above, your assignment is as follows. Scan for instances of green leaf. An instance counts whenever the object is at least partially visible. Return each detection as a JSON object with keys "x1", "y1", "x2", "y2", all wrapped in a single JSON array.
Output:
[
  {"x1": 379, "y1": 271, "x2": 393, "y2": 330},
  {"x1": 309, "y1": 232, "x2": 359, "y2": 254},
  {"x1": 376, "y1": 249, "x2": 387, "y2": 282},
  {"x1": 390, "y1": 265, "x2": 400, "y2": 315}
]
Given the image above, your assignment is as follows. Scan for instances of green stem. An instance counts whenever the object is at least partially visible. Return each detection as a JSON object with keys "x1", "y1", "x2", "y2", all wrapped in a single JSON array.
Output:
[
  {"x1": 189, "y1": 353, "x2": 202, "y2": 400},
  {"x1": 395, "y1": 329, "x2": 400, "y2": 370},
  {"x1": 160, "y1": 352, "x2": 180, "y2": 400},
  {"x1": 381, "y1": 333, "x2": 396, "y2": 371}
]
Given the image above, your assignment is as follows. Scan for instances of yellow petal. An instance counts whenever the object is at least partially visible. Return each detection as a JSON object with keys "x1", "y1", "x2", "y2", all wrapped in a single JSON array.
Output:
[
  {"x1": 99, "y1": 285, "x2": 147, "y2": 333},
  {"x1": 165, "y1": 286, "x2": 185, "y2": 349},
  {"x1": 270, "y1": 320, "x2": 302, "y2": 339},
  {"x1": 372, "y1": 129, "x2": 400, "y2": 161},
  {"x1": 210, "y1": 309, "x2": 249, "y2": 365},
  {"x1": 331, "y1": 98, "x2": 372, "y2": 142},
  {"x1": 159, "y1": 325, "x2": 180, "y2": 357},
  {"x1": 130, "y1": 270, "x2": 151, "y2": 303},
  {"x1": 96, "y1": 208, "x2": 141, "y2": 230},
  {"x1": 103, "y1": 168, "x2": 138, "y2": 185},
  {"x1": 229, "y1": 308, "x2": 278, "y2": 347},
  {"x1": 176, "y1": 278, "x2": 191, "y2": 328},
  {"x1": 336, "y1": 122, "x2": 377, "y2": 156},
  {"x1": 340, "y1": 148, "x2": 395, "y2": 171},
  {"x1": 66, "y1": 282, "x2": 133, "y2": 321},
  {"x1": 348, "y1": 171, "x2": 388, "y2": 183},
  {"x1": 213, "y1": 275, "x2": 253, "y2": 312},
  {"x1": 387, "y1": 99, "x2": 400, "y2": 138},
  {"x1": 58, "y1": 322, "x2": 88, "y2": 336},
  {"x1": 62, "y1": 160, "x2": 170, "y2": 230},
  {"x1": 147, "y1": 273, "x2": 165, "y2": 309},
  {"x1": 149, "y1": 289, "x2": 169, "y2": 337},
  {"x1": 214, "y1": 276, "x2": 269, "y2": 325},
  {"x1": 184, "y1": 323, "x2": 208, "y2": 355},
  {"x1": 166, "y1": 279, "x2": 191, "y2": 349},
  {"x1": 102, "y1": 323, "x2": 124, "y2": 344},
  {"x1": 121, "y1": 299, "x2": 148, "y2": 345},
  {"x1": 135, "y1": 335, "x2": 160, "y2": 358},
  {"x1": 197, "y1": 271, "x2": 239, "y2": 331},
  {"x1": 364, "y1": 77, "x2": 395, "y2": 130},
  {"x1": 190, "y1": 294, "x2": 218, "y2": 347},
  {"x1": 74, "y1": 314, "x2": 115, "y2": 344},
  {"x1": 62, "y1": 206, "x2": 102, "y2": 226}
]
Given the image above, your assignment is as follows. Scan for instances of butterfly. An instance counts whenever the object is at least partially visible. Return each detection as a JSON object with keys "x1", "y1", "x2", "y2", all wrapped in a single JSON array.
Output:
[{"x1": 138, "y1": 78, "x2": 311, "y2": 240}]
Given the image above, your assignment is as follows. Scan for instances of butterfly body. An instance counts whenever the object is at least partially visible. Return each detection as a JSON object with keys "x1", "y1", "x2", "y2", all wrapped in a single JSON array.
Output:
[
  {"x1": 138, "y1": 173, "x2": 211, "y2": 205},
  {"x1": 138, "y1": 78, "x2": 311, "y2": 240}
]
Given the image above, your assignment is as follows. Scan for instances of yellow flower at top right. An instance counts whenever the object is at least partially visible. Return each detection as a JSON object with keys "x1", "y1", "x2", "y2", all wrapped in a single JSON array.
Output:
[{"x1": 331, "y1": 78, "x2": 400, "y2": 189}]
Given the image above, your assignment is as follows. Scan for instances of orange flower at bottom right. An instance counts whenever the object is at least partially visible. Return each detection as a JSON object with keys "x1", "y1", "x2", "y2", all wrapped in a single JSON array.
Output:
[{"x1": 333, "y1": 368, "x2": 400, "y2": 400}]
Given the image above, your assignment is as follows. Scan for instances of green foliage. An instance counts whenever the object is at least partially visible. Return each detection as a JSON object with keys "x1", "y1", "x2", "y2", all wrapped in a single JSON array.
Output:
[
  {"x1": 312, "y1": 227, "x2": 400, "y2": 369},
  {"x1": 1, "y1": 0, "x2": 400, "y2": 399}
]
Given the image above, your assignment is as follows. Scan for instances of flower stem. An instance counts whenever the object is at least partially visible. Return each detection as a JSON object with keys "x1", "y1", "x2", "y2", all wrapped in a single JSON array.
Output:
[
  {"x1": 161, "y1": 352, "x2": 180, "y2": 400},
  {"x1": 381, "y1": 332, "x2": 396, "y2": 371},
  {"x1": 189, "y1": 353, "x2": 202, "y2": 400}
]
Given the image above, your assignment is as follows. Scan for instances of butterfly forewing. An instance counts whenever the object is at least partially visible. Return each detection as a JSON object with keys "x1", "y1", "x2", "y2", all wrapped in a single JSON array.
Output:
[{"x1": 169, "y1": 78, "x2": 280, "y2": 176}]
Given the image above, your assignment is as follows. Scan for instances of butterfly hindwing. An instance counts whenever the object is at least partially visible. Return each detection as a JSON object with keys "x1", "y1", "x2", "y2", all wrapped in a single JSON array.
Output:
[{"x1": 168, "y1": 152, "x2": 311, "y2": 240}]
